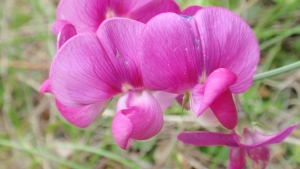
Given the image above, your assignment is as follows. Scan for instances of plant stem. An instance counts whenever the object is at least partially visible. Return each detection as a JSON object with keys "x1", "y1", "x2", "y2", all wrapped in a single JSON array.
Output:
[{"x1": 254, "y1": 61, "x2": 300, "y2": 81}]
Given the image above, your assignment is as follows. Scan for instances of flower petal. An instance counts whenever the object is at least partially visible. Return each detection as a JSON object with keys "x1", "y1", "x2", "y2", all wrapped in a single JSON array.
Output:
[
  {"x1": 56, "y1": 99, "x2": 108, "y2": 128},
  {"x1": 51, "y1": 19, "x2": 144, "y2": 107},
  {"x1": 40, "y1": 79, "x2": 52, "y2": 93},
  {"x1": 50, "y1": 33, "x2": 120, "y2": 107},
  {"x1": 247, "y1": 146, "x2": 270, "y2": 169},
  {"x1": 191, "y1": 84, "x2": 204, "y2": 114},
  {"x1": 191, "y1": 68, "x2": 237, "y2": 119},
  {"x1": 140, "y1": 13, "x2": 202, "y2": 93},
  {"x1": 194, "y1": 7, "x2": 260, "y2": 93},
  {"x1": 240, "y1": 127, "x2": 254, "y2": 145},
  {"x1": 57, "y1": 23, "x2": 77, "y2": 49},
  {"x1": 112, "y1": 111, "x2": 133, "y2": 150},
  {"x1": 96, "y1": 18, "x2": 145, "y2": 90},
  {"x1": 107, "y1": 0, "x2": 136, "y2": 16},
  {"x1": 210, "y1": 89, "x2": 238, "y2": 130},
  {"x1": 56, "y1": 0, "x2": 179, "y2": 33},
  {"x1": 228, "y1": 147, "x2": 246, "y2": 169},
  {"x1": 177, "y1": 131, "x2": 238, "y2": 147},
  {"x1": 41, "y1": 78, "x2": 107, "y2": 128},
  {"x1": 237, "y1": 124, "x2": 298, "y2": 149},
  {"x1": 182, "y1": 5, "x2": 202, "y2": 16},
  {"x1": 112, "y1": 90, "x2": 163, "y2": 150},
  {"x1": 52, "y1": 20, "x2": 69, "y2": 36},
  {"x1": 132, "y1": 0, "x2": 181, "y2": 23},
  {"x1": 153, "y1": 91, "x2": 178, "y2": 111},
  {"x1": 56, "y1": 0, "x2": 107, "y2": 33}
]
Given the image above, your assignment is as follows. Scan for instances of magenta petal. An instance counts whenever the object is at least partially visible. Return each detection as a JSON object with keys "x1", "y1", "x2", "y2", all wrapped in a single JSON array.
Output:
[
  {"x1": 50, "y1": 33, "x2": 120, "y2": 107},
  {"x1": 191, "y1": 84, "x2": 204, "y2": 115},
  {"x1": 107, "y1": 0, "x2": 136, "y2": 16},
  {"x1": 153, "y1": 91, "x2": 178, "y2": 111},
  {"x1": 57, "y1": 23, "x2": 77, "y2": 49},
  {"x1": 175, "y1": 94, "x2": 184, "y2": 105},
  {"x1": 40, "y1": 79, "x2": 52, "y2": 93},
  {"x1": 51, "y1": 19, "x2": 145, "y2": 108},
  {"x1": 247, "y1": 146, "x2": 270, "y2": 169},
  {"x1": 228, "y1": 147, "x2": 246, "y2": 169},
  {"x1": 56, "y1": 0, "x2": 107, "y2": 33},
  {"x1": 177, "y1": 131, "x2": 238, "y2": 147},
  {"x1": 140, "y1": 13, "x2": 202, "y2": 93},
  {"x1": 121, "y1": 90, "x2": 163, "y2": 139},
  {"x1": 52, "y1": 20, "x2": 68, "y2": 36},
  {"x1": 96, "y1": 18, "x2": 144, "y2": 89},
  {"x1": 112, "y1": 112, "x2": 133, "y2": 150},
  {"x1": 56, "y1": 99, "x2": 108, "y2": 128},
  {"x1": 133, "y1": 0, "x2": 181, "y2": 23},
  {"x1": 194, "y1": 7, "x2": 260, "y2": 93},
  {"x1": 192, "y1": 68, "x2": 237, "y2": 117},
  {"x1": 237, "y1": 124, "x2": 298, "y2": 149},
  {"x1": 108, "y1": 0, "x2": 159, "y2": 17},
  {"x1": 182, "y1": 5, "x2": 202, "y2": 16},
  {"x1": 210, "y1": 89, "x2": 238, "y2": 130},
  {"x1": 112, "y1": 90, "x2": 163, "y2": 150},
  {"x1": 240, "y1": 127, "x2": 255, "y2": 145}
]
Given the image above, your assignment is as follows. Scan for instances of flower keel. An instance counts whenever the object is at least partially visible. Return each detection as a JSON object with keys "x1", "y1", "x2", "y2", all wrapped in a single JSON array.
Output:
[{"x1": 112, "y1": 90, "x2": 163, "y2": 150}]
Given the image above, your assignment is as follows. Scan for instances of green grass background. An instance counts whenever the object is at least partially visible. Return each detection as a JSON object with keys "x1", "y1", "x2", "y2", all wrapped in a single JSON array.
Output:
[{"x1": 1, "y1": 0, "x2": 300, "y2": 168}]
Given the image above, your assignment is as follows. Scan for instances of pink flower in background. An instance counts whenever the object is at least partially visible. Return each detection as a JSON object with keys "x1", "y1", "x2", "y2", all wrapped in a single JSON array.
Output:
[
  {"x1": 49, "y1": 0, "x2": 181, "y2": 55},
  {"x1": 181, "y1": 5, "x2": 203, "y2": 16},
  {"x1": 53, "y1": 0, "x2": 181, "y2": 34},
  {"x1": 178, "y1": 124, "x2": 297, "y2": 169},
  {"x1": 47, "y1": 18, "x2": 163, "y2": 149},
  {"x1": 139, "y1": 7, "x2": 260, "y2": 129}
]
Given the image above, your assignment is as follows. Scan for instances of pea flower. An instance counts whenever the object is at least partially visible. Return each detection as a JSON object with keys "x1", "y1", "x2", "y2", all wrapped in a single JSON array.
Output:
[
  {"x1": 53, "y1": 0, "x2": 181, "y2": 34},
  {"x1": 139, "y1": 7, "x2": 260, "y2": 129},
  {"x1": 46, "y1": 18, "x2": 163, "y2": 150},
  {"x1": 41, "y1": 0, "x2": 181, "y2": 95},
  {"x1": 178, "y1": 124, "x2": 297, "y2": 169}
]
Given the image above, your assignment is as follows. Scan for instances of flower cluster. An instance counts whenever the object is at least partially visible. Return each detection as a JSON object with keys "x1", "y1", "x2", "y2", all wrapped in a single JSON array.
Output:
[{"x1": 41, "y1": 0, "x2": 297, "y2": 168}]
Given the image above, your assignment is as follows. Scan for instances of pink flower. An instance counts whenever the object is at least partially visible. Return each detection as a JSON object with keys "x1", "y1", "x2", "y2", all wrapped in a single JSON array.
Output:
[
  {"x1": 46, "y1": 18, "x2": 163, "y2": 149},
  {"x1": 53, "y1": 0, "x2": 181, "y2": 34},
  {"x1": 177, "y1": 123, "x2": 297, "y2": 169},
  {"x1": 50, "y1": 0, "x2": 180, "y2": 53},
  {"x1": 139, "y1": 7, "x2": 260, "y2": 129},
  {"x1": 46, "y1": 0, "x2": 182, "y2": 77}
]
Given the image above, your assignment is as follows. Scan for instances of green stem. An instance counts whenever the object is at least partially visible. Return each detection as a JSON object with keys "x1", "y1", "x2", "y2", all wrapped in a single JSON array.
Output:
[{"x1": 254, "y1": 61, "x2": 300, "y2": 81}]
